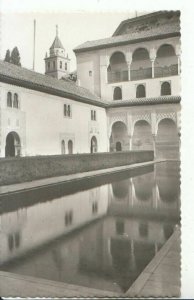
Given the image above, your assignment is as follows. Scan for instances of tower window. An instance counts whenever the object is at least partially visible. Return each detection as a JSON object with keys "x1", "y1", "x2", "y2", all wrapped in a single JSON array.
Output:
[
  {"x1": 89, "y1": 70, "x2": 92, "y2": 76},
  {"x1": 60, "y1": 61, "x2": 62, "y2": 69},
  {"x1": 48, "y1": 62, "x2": 50, "y2": 70},
  {"x1": 53, "y1": 61, "x2": 55, "y2": 69},
  {"x1": 65, "y1": 63, "x2": 67, "y2": 70}
]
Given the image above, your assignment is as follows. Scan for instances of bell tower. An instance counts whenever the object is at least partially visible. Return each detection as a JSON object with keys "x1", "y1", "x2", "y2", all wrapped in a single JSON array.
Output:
[{"x1": 44, "y1": 25, "x2": 70, "y2": 79}]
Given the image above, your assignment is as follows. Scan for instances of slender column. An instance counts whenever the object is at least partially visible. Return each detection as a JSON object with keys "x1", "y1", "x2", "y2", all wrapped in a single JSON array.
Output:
[
  {"x1": 131, "y1": 239, "x2": 136, "y2": 270},
  {"x1": 175, "y1": 44, "x2": 181, "y2": 75},
  {"x1": 126, "y1": 50, "x2": 132, "y2": 81},
  {"x1": 155, "y1": 242, "x2": 158, "y2": 255},
  {"x1": 152, "y1": 134, "x2": 157, "y2": 160},
  {"x1": 127, "y1": 62, "x2": 131, "y2": 81},
  {"x1": 149, "y1": 48, "x2": 156, "y2": 79},
  {"x1": 177, "y1": 55, "x2": 181, "y2": 75},
  {"x1": 151, "y1": 59, "x2": 155, "y2": 78}
]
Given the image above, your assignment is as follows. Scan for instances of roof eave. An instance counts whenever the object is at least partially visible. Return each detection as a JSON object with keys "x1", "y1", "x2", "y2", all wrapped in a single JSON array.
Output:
[
  {"x1": 0, "y1": 75, "x2": 107, "y2": 108},
  {"x1": 74, "y1": 31, "x2": 180, "y2": 54},
  {"x1": 107, "y1": 96, "x2": 181, "y2": 108}
]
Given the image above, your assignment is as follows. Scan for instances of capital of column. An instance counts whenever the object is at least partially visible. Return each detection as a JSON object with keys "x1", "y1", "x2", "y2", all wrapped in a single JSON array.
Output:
[
  {"x1": 175, "y1": 44, "x2": 181, "y2": 57},
  {"x1": 125, "y1": 50, "x2": 132, "y2": 65},
  {"x1": 149, "y1": 48, "x2": 157, "y2": 62}
]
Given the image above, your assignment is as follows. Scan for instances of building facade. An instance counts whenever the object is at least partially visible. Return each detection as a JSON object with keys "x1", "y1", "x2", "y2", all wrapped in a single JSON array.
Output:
[
  {"x1": 74, "y1": 11, "x2": 181, "y2": 158},
  {"x1": 0, "y1": 11, "x2": 181, "y2": 159}
]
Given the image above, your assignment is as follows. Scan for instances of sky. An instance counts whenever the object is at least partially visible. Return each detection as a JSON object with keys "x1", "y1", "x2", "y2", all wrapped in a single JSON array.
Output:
[{"x1": 1, "y1": 11, "x2": 139, "y2": 73}]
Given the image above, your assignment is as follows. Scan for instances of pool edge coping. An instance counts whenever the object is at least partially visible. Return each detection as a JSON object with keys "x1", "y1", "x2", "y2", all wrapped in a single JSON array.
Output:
[{"x1": 124, "y1": 226, "x2": 181, "y2": 297}]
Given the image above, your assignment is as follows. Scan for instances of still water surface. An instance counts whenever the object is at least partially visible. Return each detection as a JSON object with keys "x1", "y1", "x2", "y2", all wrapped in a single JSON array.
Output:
[{"x1": 0, "y1": 162, "x2": 180, "y2": 293}]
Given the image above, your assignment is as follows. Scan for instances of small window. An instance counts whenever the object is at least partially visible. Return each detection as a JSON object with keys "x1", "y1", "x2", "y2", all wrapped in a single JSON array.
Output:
[
  {"x1": 48, "y1": 62, "x2": 50, "y2": 70},
  {"x1": 61, "y1": 140, "x2": 65, "y2": 154},
  {"x1": 68, "y1": 140, "x2": 73, "y2": 154},
  {"x1": 92, "y1": 201, "x2": 98, "y2": 214},
  {"x1": 65, "y1": 63, "x2": 67, "y2": 70},
  {"x1": 13, "y1": 93, "x2": 19, "y2": 108},
  {"x1": 7, "y1": 92, "x2": 12, "y2": 107},
  {"x1": 91, "y1": 110, "x2": 96, "y2": 121},
  {"x1": 53, "y1": 61, "x2": 55, "y2": 69},
  {"x1": 161, "y1": 81, "x2": 171, "y2": 96},
  {"x1": 113, "y1": 87, "x2": 122, "y2": 100},
  {"x1": 65, "y1": 210, "x2": 73, "y2": 226},
  {"x1": 93, "y1": 111, "x2": 96, "y2": 121},
  {"x1": 60, "y1": 61, "x2": 62, "y2": 69},
  {"x1": 64, "y1": 104, "x2": 71, "y2": 117},
  {"x1": 89, "y1": 70, "x2": 92, "y2": 76},
  {"x1": 136, "y1": 84, "x2": 146, "y2": 98}
]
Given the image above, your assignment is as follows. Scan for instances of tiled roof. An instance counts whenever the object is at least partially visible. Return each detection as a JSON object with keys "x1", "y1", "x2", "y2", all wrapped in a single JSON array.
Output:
[
  {"x1": 74, "y1": 22, "x2": 180, "y2": 53},
  {"x1": 107, "y1": 96, "x2": 181, "y2": 108},
  {"x1": 50, "y1": 36, "x2": 64, "y2": 49},
  {"x1": 0, "y1": 60, "x2": 106, "y2": 107}
]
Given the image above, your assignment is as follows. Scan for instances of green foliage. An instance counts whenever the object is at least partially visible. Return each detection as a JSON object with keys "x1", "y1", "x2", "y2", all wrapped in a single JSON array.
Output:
[
  {"x1": 4, "y1": 49, "x2": 11, "y2": 62},
  {"x1": 11, "y1": 47, "x2": 21, "y2": 66},
  {"x1": 4, "y1": 47, "x2": 22, "y2": 66}
]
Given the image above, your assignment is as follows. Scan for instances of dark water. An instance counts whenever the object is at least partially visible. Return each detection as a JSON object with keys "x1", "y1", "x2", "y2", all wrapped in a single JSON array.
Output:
[{"x1": 0, "y1": 162, "x2": 180, "y2": 293}]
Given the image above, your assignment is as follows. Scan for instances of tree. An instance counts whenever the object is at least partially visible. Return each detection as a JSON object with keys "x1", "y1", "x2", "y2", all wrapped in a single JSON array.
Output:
[
  {"x1": 11, "y1": 47, "x2": 21, "y2": 66},
  {"x1": 4, "y1": 49, "x2": 11, "y2": 62}
]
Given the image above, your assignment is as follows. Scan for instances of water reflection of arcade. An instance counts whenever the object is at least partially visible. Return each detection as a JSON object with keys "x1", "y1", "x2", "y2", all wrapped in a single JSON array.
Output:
[{"x1": 108, "y1": 162, "x2": 180, "y2": 218}]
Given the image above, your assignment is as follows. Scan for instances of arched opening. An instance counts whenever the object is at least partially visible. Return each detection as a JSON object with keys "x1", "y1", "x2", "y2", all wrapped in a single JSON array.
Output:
[
  {"x1": 113, "y1": 87, "x2": 122, "y2": 100},
  {"x1": 155, "y1": 44, "x2": 178, "y2": 77},
  {"x1": 5, "y1": 131, "x2": 21, "y2": 157},
  {"x1": 156, "y1": 118, "x2": 179, "y2": 159},
  {"x1": 68, "y1": 140, "x2": 73, "y2": 154},
  {"x1": 132, "y1": 120, "x2": 153, "y2": 150},
  {"x1": 156, "y1": 162, "x2": 180, "y2": 203},
  {"x1": 131, "y1": 48, "x2": 152, "y2": 80},
  {"x1": 110, "y1": 121, "x2": 128, "y2": 152},
  {"x1": 7, "y1": 92, "x2": 12, "y2": 107},
  {"x1": 161, "y1": 81, "x2": 171, "y2": 96},
  {"x1": 136, "y1": 84, "x2": 146, "y2": 98},
  {"x1": 107, "y1": 51, "x2": 128, "y2": 83},
  {"x1": 112, "y1": 179, "x2": 129, "y2": 200},
  {"x1": 90, "y1": 136, "x2": 98, "y2": 153},
  {"x1": 13, "y1": 93, "x2": 19, "y2": 108},
  {"x1": 61, "y1": 140, "x2": 65, "y2": 154},
  {"x1": 133, "y1": 173, "x2": 154, "y2": 201}
]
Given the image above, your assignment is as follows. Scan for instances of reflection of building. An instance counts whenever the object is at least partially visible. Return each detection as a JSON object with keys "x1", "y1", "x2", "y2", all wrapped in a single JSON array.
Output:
[
  {"x1": 0, "y1": 185, "x2": 108, "y2": 265},
  {"x1": 0, "y1": 11, "x2": 180, "y2": 159}
]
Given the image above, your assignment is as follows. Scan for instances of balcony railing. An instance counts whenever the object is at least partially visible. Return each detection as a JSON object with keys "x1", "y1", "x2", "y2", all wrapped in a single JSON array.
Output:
[
  {"x1": 107, "y1": 70, "x2": 128, "y2": 83},
  {"x1": 107, "y1": 64, "x2": 179, "y2": 84},
  {"x1": 155, "y1": 64, "x2": 178, "y2": 78},
  {"x1": 131, "y1": 68, "x2": 152, "y2": 81}
]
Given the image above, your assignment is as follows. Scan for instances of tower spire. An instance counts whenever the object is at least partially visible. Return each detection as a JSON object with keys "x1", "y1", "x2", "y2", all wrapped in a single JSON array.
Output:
[{"x1": 56, "y1": 24, "x2": 58, "y2": 37}]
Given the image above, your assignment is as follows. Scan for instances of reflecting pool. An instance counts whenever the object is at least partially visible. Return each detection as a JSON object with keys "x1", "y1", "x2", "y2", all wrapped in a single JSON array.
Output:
[{"x1": 0, "y1": 162, "x2": 180, "y2": 293}]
